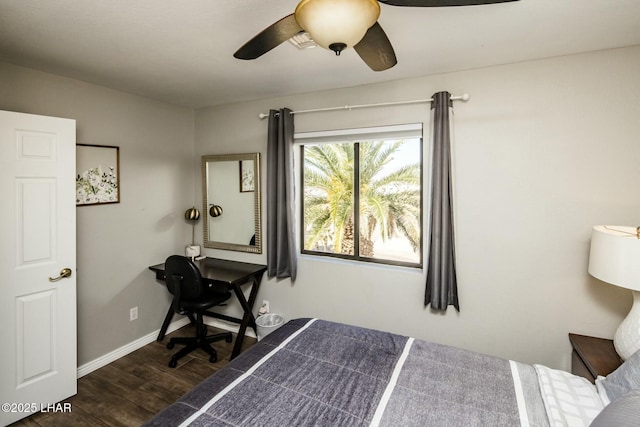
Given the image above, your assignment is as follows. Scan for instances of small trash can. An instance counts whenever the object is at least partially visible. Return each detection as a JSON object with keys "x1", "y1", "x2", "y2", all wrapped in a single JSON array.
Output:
[{"x1": 255, "y1": 313, "x2": 284, "y2": 341}]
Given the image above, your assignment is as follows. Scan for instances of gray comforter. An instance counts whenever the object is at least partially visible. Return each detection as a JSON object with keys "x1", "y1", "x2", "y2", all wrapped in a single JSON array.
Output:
[{"x1": 145, "y1": 318, "x2": 549, "y2": 426}]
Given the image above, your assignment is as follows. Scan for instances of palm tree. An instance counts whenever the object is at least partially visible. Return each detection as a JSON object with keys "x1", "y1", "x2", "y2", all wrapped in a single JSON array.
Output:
[{"x1": 303, "y1": 140, "x2": 421, "y2": 258}]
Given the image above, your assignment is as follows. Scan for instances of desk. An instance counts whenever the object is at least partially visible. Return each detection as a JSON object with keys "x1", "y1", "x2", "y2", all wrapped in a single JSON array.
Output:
[{"x1": 149, "y1": 257, "x2": 267, "y2": 360}]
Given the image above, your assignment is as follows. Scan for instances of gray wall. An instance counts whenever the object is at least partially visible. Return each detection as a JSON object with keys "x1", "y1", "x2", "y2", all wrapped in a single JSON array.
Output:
[
  {"x1": 1, "y1": 44, "x2": 638, "y2": 371},
  {"x1": 0, "y1": 61, "x2": 195, "y2": 365},
  {"x1": 195, "y1": 45, "x2": 640, "y2": 370}
]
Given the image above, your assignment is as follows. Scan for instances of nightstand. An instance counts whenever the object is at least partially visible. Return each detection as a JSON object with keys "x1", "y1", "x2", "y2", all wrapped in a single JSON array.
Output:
[{"x1": 569, "y1": 333, "x2": 622, "y2": 383}]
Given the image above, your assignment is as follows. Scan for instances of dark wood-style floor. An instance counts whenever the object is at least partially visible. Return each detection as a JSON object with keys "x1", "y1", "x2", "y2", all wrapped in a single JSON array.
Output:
[{"x1": 11, "y1": 325, "x2": 256, "y2": 427}]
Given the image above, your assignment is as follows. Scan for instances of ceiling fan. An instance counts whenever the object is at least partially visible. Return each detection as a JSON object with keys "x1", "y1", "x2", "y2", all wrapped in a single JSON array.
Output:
[{"x1": 233, "y1": 0, "x2": 519, "y2": 71}]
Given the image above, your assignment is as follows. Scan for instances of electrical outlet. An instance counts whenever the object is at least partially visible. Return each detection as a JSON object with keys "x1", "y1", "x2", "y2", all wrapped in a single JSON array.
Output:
[
  {"x1": 130, "y1": 306, "x2": 138, "y2": 321},
  {"x1": 262, "y1": 300, "x2": 270, "y2": 313}
]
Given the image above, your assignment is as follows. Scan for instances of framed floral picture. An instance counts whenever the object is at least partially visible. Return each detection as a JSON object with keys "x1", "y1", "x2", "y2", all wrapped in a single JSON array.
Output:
[
  {"x1": 239, "y1": 159, "x2": 255, "y2": 192},
  {"x1": 76, "y1": 144, "x2": 120, "y2": 206}
]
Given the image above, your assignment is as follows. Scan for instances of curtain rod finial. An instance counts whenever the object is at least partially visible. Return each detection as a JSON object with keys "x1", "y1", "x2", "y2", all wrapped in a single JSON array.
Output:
[
  {"x1": 461, "y1": 93, "x2": 470, "y2": 101},
  {"x1": 258, "y1": 112, "x2": 269, "y2": 120}
]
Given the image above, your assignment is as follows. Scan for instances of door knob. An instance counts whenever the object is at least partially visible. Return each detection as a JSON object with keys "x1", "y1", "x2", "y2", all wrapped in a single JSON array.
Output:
[{"x1": 49, "y1": 268, "x2": 72, "y2": 282}]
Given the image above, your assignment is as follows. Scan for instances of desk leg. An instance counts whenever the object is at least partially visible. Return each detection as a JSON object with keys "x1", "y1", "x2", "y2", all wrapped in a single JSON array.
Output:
[
  {"x1": 157, "y1": 304, "x2": 174, "y2": 342},
  {"x1": 230, "y1": 272, "x2": 263, "y2": 359},
  {"x1": 157, "y1": 305, "x2": 196, "y2": 342}
]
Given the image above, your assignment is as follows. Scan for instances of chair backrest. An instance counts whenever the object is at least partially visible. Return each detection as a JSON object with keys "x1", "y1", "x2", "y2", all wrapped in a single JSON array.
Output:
[{"x1": 165, "y1": 255, "x2": 204, "y2": 314}]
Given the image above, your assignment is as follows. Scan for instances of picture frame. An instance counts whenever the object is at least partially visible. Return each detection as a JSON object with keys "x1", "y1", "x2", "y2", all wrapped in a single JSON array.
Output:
[
  {"x1": 239, "y1": 159, "x2": 255, "y2": 192},
  {"x1": 76, "y1": 144, "x2": 120, "y2": 206}
]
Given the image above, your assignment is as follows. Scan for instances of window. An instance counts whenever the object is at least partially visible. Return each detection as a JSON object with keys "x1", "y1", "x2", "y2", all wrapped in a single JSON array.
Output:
[{"x1": 298, "y1": 124, "x2": 423, "y2": 268}]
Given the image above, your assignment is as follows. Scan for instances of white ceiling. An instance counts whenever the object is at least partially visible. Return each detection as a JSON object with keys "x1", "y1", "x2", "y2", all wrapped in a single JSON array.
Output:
[{"x1": 1, "y1": 0, "x2": 639, "y2": 109}]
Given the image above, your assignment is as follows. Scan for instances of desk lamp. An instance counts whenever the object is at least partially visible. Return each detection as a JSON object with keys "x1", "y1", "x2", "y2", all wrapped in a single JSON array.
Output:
[
  {"x1": 588, "y1": 225, "x2": 640, "y2": 360},
  {"x1": 184, "y1": 207, "x2": 201, "y2": 259}
]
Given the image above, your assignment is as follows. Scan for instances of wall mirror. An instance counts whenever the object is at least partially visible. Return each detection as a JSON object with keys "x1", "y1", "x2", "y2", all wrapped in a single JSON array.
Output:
[{"x1": 202, "y1": 153, "x2": 261, "y2": 253}]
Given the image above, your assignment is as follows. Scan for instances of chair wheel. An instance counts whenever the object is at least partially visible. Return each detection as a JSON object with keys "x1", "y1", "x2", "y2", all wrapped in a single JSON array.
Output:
[
  {"x1": 209, "y1": 355, "x2": 217, "y2": 363},
  {"x1": 225, "y1": 334, "x2": 233, "y2": 343},
  {"x1": 167, "y1": 342, "x2": 175, "y2": 349},
  {"x1": 169, "y1": 359, "x2": 177, "y2": 368}
]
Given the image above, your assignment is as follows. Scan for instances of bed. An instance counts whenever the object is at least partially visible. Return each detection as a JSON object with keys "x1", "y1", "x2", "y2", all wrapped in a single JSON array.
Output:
[{"x1": 145, "y1": 318, "x2": 640, "y2": 426}]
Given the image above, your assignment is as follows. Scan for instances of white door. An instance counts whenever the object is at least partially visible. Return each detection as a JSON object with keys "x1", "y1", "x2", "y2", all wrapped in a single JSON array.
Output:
[{"x1": 0, "y1": 111, "x2": 77, "y2": 426}]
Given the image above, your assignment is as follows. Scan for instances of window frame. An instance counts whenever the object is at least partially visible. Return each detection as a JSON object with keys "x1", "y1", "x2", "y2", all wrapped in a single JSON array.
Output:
[{"x1": 297, "y1": 124, "x2": 424, "y2": 269}]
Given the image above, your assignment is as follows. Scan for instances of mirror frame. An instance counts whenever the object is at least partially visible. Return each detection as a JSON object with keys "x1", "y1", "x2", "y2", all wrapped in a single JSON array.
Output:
[{"x1": 202, "y1": 153, "x2": 262, "y2": 254}]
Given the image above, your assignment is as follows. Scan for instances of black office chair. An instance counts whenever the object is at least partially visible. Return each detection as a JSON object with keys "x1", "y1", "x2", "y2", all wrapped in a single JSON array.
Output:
[{"x1": 164, "y1": 255, "x2": 233, "y2": 368}]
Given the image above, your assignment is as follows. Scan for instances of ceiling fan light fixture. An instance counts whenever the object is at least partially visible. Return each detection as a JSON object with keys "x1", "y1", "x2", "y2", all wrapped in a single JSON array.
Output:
[
  {"x1": 294, "y1": 0, "x2": 380, "y2": 53},
  {"x1": 289, "y1": 32, "x2": 318, "y2": 49}
]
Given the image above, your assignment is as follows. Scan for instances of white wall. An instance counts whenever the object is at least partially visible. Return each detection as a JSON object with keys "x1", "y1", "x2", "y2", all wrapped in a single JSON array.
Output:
[
  {"x1": 0, "y1": 61, "x2": 195, "y2": 365},
  {"x1": 195, "y1": 45, "x2": 640, "y2": 370}
]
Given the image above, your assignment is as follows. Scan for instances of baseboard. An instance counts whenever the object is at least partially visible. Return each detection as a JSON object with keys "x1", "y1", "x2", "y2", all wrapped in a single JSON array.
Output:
[
  {"x1": 76, "y1": 317, "x2": 190, "y2": 378},
  {"x1": 203, "y1": 318, "x2": 257, "y2": 340},
  {"x1": 76, "y1": 316, "x2": 256, "y2": 378}
]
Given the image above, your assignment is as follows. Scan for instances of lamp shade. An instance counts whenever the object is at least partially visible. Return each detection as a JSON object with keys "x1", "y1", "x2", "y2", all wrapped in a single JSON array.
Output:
[
  {"x1": 184, "y1": 207, "x2": 200, "y2": 221},
  {"x1": 294, "y1": 0, "x2": 380, "y2": 52},
  {"x1": 209, "y1": 205, "x2": 223, "y2": 218},
  {"x1": 588, "y1": 226, "x2": 640, "y2": 291}
]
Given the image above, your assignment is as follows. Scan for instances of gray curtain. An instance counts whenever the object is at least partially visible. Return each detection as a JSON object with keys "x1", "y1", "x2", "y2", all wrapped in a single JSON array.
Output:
[
  {"x1": 425, "y1": 91, "x2": 459, "y2": 311},
  {"x1": 266, "y1": 108, "x2": 297, "y2": 280}
]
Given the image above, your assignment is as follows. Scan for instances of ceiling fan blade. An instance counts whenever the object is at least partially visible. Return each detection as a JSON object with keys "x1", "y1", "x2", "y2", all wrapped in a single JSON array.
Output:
[
  {"x1": 354, "y1": 22, "x2": 397, "y2": 72},
  {"x1": 378, "y1": 0, "x2": 518, "y2": 6},
  {"x1": 234, "y1": 14, "x2": 303, "y2": 60}
]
